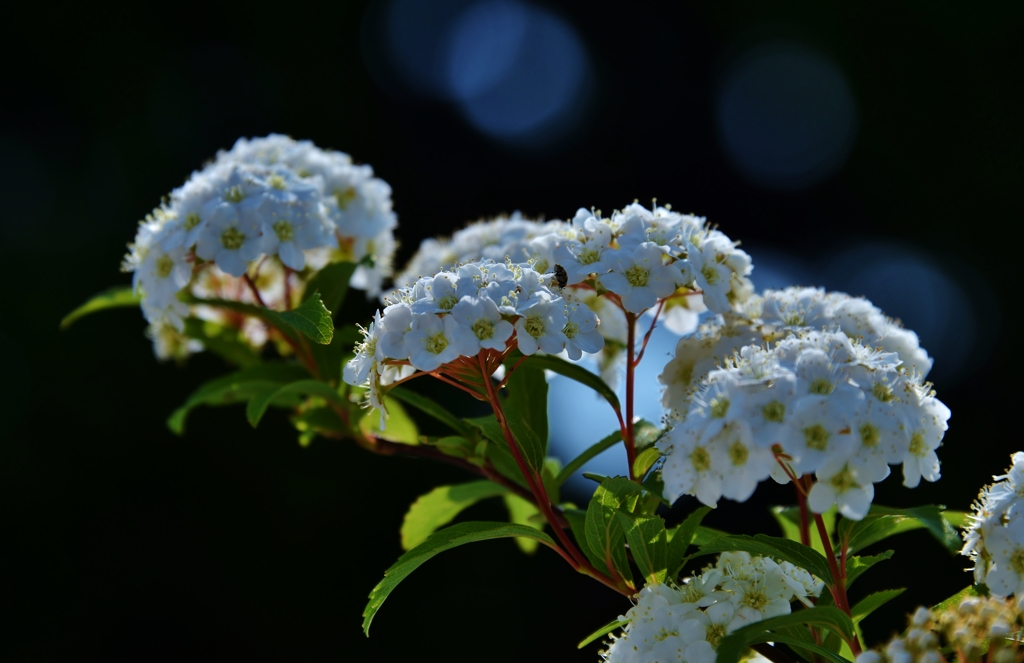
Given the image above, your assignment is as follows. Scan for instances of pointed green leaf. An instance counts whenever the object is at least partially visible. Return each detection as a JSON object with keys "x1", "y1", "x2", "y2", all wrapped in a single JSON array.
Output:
[
  {"x1": 517, "y1": 352, "x2": 620, "y2": 413},
  {"x1": 275, "y1": 290, "x2": 334, "y2": 344},
  {"x1": 185, "y1": 290, "x2": 334, "y2": 345},
  {"x1": 617, "y1": 512, "x2": 668, "y2": 584},
  {"x1": 399, "y1": 481, "x2": 509, "y2": 550},
  {"x1": 362, "y1": 521, "x2": 556, "y2": 635},
  {"x1": 839, "y1": 504, "x2": 960, "y2": 555},
  {"x1": 246, "y1": 379, "x2": 346, "y2": 427},
  {"x1": 933, "y1": 585, "x2": 982, "y2": 614},
  {"x1": 942, "y1": 510, "x2": 970, "y2": 529},
  {"x1": 555, "y1": 430, "x2": 623, "y2": 485},
  {"x1": 692, "y1": 525, "x2": 728, "y2": 546},
  {"x1": 502, "y1": 362, "x2": 548, "y2": 471},
  {"x1": 504, "y1": 493, "x2": 543, "y2": 554},
  {"x1": 578, "y1": 620, "x2": 627, "y2": 649},
  {"x1": 632, "y1": 447, "x2": 662, "y2": 479},
  {"x1": 667, "y1": 506, "x2": 712, "y2": 578},
  {"x1": 852, "y1": 588, "x2": 906, "y2": 624},
  {"x1": 585, "y1": 477, "x2": 642, "y2": 584},
  {"x1": 693, "y1": 534, "x2": 833, "y2": 585},
  {"x1": 166, "y1": 363, "x2": 311, "y2": 434},
  {"x1": 846, "y1": 550, "x2": 894, "y2": 587},
  {"x1": 716, "y1": 607, "x2": 857, "y2": 663},
  {"x1": 303, "y1": 261, "x2": 357, "y2": 314},
  {"x1": 61, "y1": 286, "x2": 140, "y2": 329},
  {"x1": 390, "y1": 387, "x2": 474, "y2": 438}
]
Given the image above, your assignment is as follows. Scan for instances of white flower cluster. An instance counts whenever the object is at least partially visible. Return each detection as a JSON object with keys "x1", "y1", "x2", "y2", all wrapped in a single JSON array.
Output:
[
  {"x1": 344, "y1": 259, "x2": 604, "y2": 426},
  {"x1": 657, "y1": 327, "x2": 950, "y2": 520},
  {"x1": 603, "y1": 552, "x2": 823, "y2": 663},
  {"x1": 660, "y1": 288, "x2": 935, "y2": 419},
  {"x1": 122, "y1": 134, "x2": 396, "y2": 359},
  {"x1": 394, "y1": 204, "x2": 750, "y2": 383},
  {"x1": 759, "y1": 287, "x2": 933, "y2": 377},
  {"x1": 856, "y1": 597, "x2": 1024, "y2": 663},
  {"x1": 962, "y1": 453, "x2": 1024, "y2": 601}
]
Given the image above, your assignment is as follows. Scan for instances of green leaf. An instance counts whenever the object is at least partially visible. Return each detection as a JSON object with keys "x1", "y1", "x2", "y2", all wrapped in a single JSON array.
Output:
[
  {"x1": 933, "y1": 585, "x2": 982, "y2": 614},
  {"x1": 186, "y1": 290, "x2": 334, "y2": 345},
  {"x1": 303, "y1": 261, "x2": 357, "y2": 315},
  {"x1": 360, "y1": 396, "x2": 419, "y2": 444},
  {"x1": 362, "y1": 521, "x2": 556, "y2": 635},
  {"x1": 839, "y1": 504, "x2": 961, "y2": 555},
  {"x1": 246, "y1": 379, "x2": 346, "y2": 427},
  {"x1": 555, "y1": 430, "x2": 623, "y2": 486},
  {"x1": 632, "y1": 447, "x2": 662, "y2": 479},
  {"x1": 390, "y1": 387, "x2": 474, "y2": 438},
  {"x1": 846, "y1": 550, "x2": 894, "y2": 587},
  {"x1": 716, "y1": 607, "x2": 857, "y2": 663},
  {"x1": 693, "y1": 534, "x2": 833, "y2": 585},
  {"x1": 585, "y1": 477, "x2": 642, "y2": 584},
  {"x1": 399, "y1": 481, "x2": 509, "y2": 550},
  {"x1": 167, "y1": 363, "x2": 311, "y2": 434},
  {"x1": 501, "y1": 362, "x2": 548, "y2": 471},
  {"x1": 518, "y1": 352, "x2": 621, "y2": 413},
  {"x1": 692, "y1": 525, "x2": 728, "y2": 546},
  {"x1": 275, "y1": 290, "x2": 334, "y2": 344},
  {"x1": 61, "y1": 286, "x2": 140, "y2": 329},
  {"x1": 182, "y1": 318, "x2": 261, "y2": 367},
  {"x1": 771, "y1": 505, "x2": 837, "y2": 558},
  {"x1": 667, "y1": 506, "x2": 712, "y2": 578},
  {"x1": 852, "y1": 588, "x2": 906, "y2": 624},
  {"x1": 577, "y1": 620, "x2": 627, "y2": 649},
  {"x1": 503, "y1": 493, "x2": 543, "y2": 554},
  {"x1": 617, "y1": 512, "x2": 668, "y2": 584}
]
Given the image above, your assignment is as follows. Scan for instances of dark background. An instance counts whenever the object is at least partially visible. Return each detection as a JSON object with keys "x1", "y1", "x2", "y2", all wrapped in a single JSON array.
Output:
[{"x1": 3, "y1": 1, "x2": 1022, "y2": 661}]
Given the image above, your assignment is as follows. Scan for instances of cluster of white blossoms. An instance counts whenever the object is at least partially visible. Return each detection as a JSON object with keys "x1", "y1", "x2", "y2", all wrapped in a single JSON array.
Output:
[
  {"x1": 961, "y1": 453, "x2": 1024, "y2": 602},
  {"x1": 602, "y1": 552, "x2": 823, "y2": 663},
  {"x1": 394, "y1": 203, "x2": 752, "y2": 381},
  {"x1": 657, "y1": 323, "x2": 950, "y2": 519},
  {"x1": 344, "y1": 259, "x2": 604, "y2": 426},
  {"x1": 856, "y1": 597, "x2": 1024, "y2": 663},
  {"x1": 122, "y1": 134, "x2": 397, "y2": 358}
]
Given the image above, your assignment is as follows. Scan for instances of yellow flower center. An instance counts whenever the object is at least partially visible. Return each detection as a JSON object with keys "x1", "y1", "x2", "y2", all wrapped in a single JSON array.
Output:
[
  {"x1": 872, "y1": 383, "x2": 896, "y2": 403},
  {"x1": 728, "y1": 440, "x2": 748, "y2": 467},
  {"x1": 829, "y1": 468, "x2": 856, "y2": 493},
  {"x1": 273, "y1": 220, "x2": 294, "y2": 242},
  {"x1": 701, "y1": 263, "x2": 720, "y2": 285},
  {"x1": 803, "y1": 424, "x2": 830, "y2": 451},
  {"x1": 743, "y1": 590, "x2": 769, "y2": 610},
  {"x1": 710, "y1": 397, "x2": 730, "y2": 418},
  {"x1": 809, "y1": 378, "x2": 834, "y2": 395},
  {"x1": 859, "y1": 422, "x2": 880, "y2": 448},
  {"x1": 763, "y1": 401, "x2": 786, "y2": 422},
  {"x1": 690, "y1": 446, "x2": 711, "y2": 472},
  {"x1": 183, "y1": 212, "x2": 201, "y2": 230},
  {"x1": 155, "y1": 255, "x2": 175, "y2": 278},
  {"x1": 472, "y1": 319, "x2": 494, "y2": 340},
  {"x1": 625, "y1": 264, "x2": 649, "y2": 287},
  {"x1": 268, "y1": 174, "x2": 287, "y2": 190},
  {"x1": 220, "y1": 227, "x2": 246, "y2": 250},
  {"x1": 909, "y1": 432, "x2": 927, "y2": 457},
  {"x1": 524, "y1": 315, "x2": 545, "y2": 338},
  {"x1": 438, "y1": 295, "x2": 458, "y2": 311},
  {"x1": 224, "y1": 185, "x2": 245, "y2": 203},
  {"x1": 578, "y1": 248, "x2": 600, "y2": 265},
  {"x1": 426, "y1": 332, "x2": 449, "y2": 355},
  {"x1": 563, "y1": 321, "x2": 579, "y2": 339}
]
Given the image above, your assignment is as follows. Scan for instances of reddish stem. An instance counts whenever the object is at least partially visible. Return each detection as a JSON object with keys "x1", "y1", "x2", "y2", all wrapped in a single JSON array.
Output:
[
  {"x1": 477, "y1": 352, "x2": 630, "y2": 597},
  {"x1": 624, "y1": 312, "x2": 637, "y2": 480},
  {"x1": 243, "y1": 273, "x2": 268, "y2": 308},
  {"x1": 633, "y1": 300, "x2": 665, "y2": 367},
  {"x1": 808, "y1": 490, "x2": 861, "y2": 656}
]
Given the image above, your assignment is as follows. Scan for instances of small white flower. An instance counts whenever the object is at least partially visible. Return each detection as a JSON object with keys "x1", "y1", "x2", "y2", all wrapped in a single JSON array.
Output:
[
  {"x1": 450, "y1": 296, "x2": 514, "y2": 353},
  {"x1": 514, "y1": 297, "x2": 568, "y2": 355},
  {"x1": 600, "y1": 243, "x2": 682, "y2": 314},
  {"x1": 402, "y1": 314, "x2": 477, "y2": 372},
  {"x1": 561, "y1": 303, "x2": 604, "y2": 360}
]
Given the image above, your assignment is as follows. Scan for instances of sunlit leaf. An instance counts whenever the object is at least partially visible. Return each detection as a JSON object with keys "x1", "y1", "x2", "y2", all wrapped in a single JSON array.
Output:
[
  {"x1": 61, "y1": 286, "x2": 139, "y2": 330},
  {"x1": 399, "y1": 481, "x2": 509, "y2": 550}
]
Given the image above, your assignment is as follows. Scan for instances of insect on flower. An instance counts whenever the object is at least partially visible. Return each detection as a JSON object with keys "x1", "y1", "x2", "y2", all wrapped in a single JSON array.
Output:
[{"x1": 552, "y1": 263, "x2": 568, "y2": 290}]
